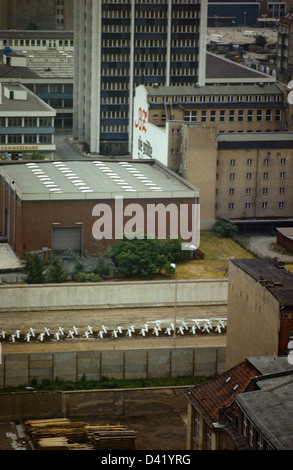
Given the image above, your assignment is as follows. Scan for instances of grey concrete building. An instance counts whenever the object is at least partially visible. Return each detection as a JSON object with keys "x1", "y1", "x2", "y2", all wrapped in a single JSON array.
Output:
[{"x1": 73, "y1": 0, "x2": 208, "y2": 155}]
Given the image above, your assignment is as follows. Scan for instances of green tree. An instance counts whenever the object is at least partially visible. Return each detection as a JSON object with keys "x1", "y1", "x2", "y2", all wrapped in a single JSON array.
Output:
[
  {"x1": 111, "y1": 236, "x2": 177, "y2": 278},
  {"x1": 254, "y1": 35, "x2": 266, "y2": 49},
  {"x1": 213, "y1": 219, "x2": 238, "y2": 238},
  {"x1": 45, "y1": 253, "x2": 69, "y2": 283},
  {"x1": 22, "y1": 252, "x2": 45, "y2": 284},
  {"x1": 158, "y1": 238, "x2": 190, "y2": 262}
]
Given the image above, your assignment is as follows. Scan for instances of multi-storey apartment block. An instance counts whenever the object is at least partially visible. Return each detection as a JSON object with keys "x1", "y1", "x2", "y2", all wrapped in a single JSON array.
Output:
[{"x1": 73, "y1": 0, "x2": 207, "y2": 154}]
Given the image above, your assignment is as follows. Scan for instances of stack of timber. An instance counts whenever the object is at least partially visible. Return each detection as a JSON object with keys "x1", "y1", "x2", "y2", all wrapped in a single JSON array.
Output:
[
  {"x1": 89, "y1": 426, "x2": 137, "y2": 450},
  {"x1": 25, "y1": 418, "x2": 89, "y2": 449},
  {"x1": 36, "y1": 437, "x2": 69, "y2": 450},
  {"x1": 25, "y1": 419, "x2": 137, "y2": 450}
]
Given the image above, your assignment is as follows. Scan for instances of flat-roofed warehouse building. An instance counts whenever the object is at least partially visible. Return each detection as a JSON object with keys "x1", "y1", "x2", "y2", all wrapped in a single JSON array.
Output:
[{"x1": 0, "y1": 160, "x2": 199, "y2": 258}]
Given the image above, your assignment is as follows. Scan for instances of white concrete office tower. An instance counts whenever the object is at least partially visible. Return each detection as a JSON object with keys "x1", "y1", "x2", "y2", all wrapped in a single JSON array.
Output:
[{"x1": 73, "y1": 0, "x2": 207, "y2": 155}]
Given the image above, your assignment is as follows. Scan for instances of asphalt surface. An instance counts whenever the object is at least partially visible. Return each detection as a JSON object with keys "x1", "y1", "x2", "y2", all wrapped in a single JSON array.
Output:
[{"x1": 54, "y1": 131, "x2": 85, "y2": 160}]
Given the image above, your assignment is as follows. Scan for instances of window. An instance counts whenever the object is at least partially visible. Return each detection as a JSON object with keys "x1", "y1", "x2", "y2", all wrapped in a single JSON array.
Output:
[
  {"x1": 220, "y1": 110, "x2": 225, "y2": 122},
  {"x1": 230, "y1": 159, "x2": 236, "y2": 166},
  {"x1": 264, "y1": 158, "x2": 269, "y2": 166},
  {"x1": 184, "y1": 111, "x2": 197, "y2": 122},
  {"x1": 39, "y1": 134, "x2": 53, "y2": 144},
  {"x1": 275, "y1": 110, "x2": 281, "y2": 121},
  {"x1": 229, "y1": 110, "x2": 235, "y2": 122},
  {"x1": 24, "y1": 118, "x2": 38, "y2": 127},
  {"x1": 39, "y1": 118, "x2": 52, "y2": 127},
  {"x1": 243, "y1": 416, "x2": 248, "y2": 437},
  {"x1": 238, "y1": 110, "x2": 244, "y2": 122},
  {"x1": 247, "y1": 158, "x2": 252, "y2": 166},
  {"x1": 262, "y1": 202, "x2": 268, "y2": 209},
  {"x1": 229, "y1": 188, "x2": 234, "y2": 195},
  {"x1": 246, "y1": 173, "x2": 252, "y2": 180},
  {"x1": 280, "y1": 172, "x2": 286, "y2": 179},
  {"x1": 279, "y1": 201, "x2": 285, "y2": 208},
  {"x1": 210, "y1": 111, "x2": 216, "y2": 122},
  {"x1": 246, "y1": 188, "x2": 251, "y2": 194},
  {"x1": 257, "y1": 435, "x2": 263, "y2": 451},
  {"x1": 263, "y1": 172, "x2": 269, "y2": 179},
  {"x1": 201, "y1": 111, "x2": 207, "y2": 122},
  {"x1": 281, "y1": 158, "x2": 286, "y2": 165},
  {"x1": 194, "y1": 411, "x2": 200, "y2": 440},
  {"x1": 7, "y1": 134, "x2": 22, "y2": 144},
  {"x1": 245, "y1": 202, "x2": 251, "y2": 209},
  {"x1": 230, "y1": 173, "x2": 235, "y2": 180},
  {"x1": 229, "y1": 202, "x2": 234, "y2": 210},
  {"x1": 266, "y1": 110, "x2": 272, "y2": 121},
  {"x1": 257, "y1": 110, "x2": 262, "y2": 121},
  {"x1": 280, "y1": 187, "x2": 285, "y2": 194},
  {"x1": 263, "y1": 188, "x2": 268, "y2": 194},
  {"x1": 206, "y1": 428, "x2": 212, "y2": 450},
  {"x1": 247, "y1": 110, "x2": 253, "y2": 122},
  {"x1": 8, "y1": 118, "x2": 22, "y2": 127},
  {"x1": 24, "y1": 135, "x2": 37, "y2": 144}
]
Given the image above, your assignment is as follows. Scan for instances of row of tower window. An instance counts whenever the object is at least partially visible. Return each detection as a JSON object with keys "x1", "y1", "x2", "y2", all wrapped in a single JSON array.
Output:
[
  {"x1": 101, "y1": 67, "x2": 196, "y2": 76},
  {"x1": 101, "y1": 39, "x2": 197, "y2": 47},
  {"x1": 151, "y1": 94, "x2": 282, "y2": 104},
  {"x1": 0, "y1": 134, "x2": 53, "y2": 144},
  {"x1": 223, "y1": 187, "x2": 287, "y2": 195},
  {"x1": 227, "y1": 172, "x2": 287, "y2": 180},
  {"x1": 183, "y1": 109, "x2": 282, "y2": 122},
  {"x1": 226, "y1": 201, "x2": 286, "y2": 210}
]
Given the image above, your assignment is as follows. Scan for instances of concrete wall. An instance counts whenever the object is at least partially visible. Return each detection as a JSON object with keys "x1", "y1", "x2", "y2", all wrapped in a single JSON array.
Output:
[
  {"x1": 0, "y1": 346, "x2": 226, "y2": 389},
  {"x1": 0, "y1": 279, "x2": 228, "y2": 312},
  {"x1": 0, "y1": 386, "x2": 188, "y2": 422}
]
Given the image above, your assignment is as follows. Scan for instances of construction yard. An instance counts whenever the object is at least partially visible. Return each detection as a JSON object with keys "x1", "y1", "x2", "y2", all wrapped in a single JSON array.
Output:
[{"x1": 0, "y1": 411, "x2": 188, "y2": 451}]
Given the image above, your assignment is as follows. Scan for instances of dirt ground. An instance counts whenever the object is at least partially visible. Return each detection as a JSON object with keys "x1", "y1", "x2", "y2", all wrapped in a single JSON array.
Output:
[
  {"x1": 0, "y1": 411, "x2": 188, "y2": 451},
  {"x1": 0, "y1": 304, "x2": 227, "y2": 354}
]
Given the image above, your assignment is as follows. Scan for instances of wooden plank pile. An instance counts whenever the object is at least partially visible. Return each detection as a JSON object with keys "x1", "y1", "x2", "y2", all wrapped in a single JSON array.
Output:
[
  {"x1": 25, "y1": 419, "x2": 137, "y2": 450},
  {"x1": 25, "y1": 418, "x2": 88, "y2": 449},
  {"x1": 90, "y1": 426, "x2": 137, "y2": 450}
]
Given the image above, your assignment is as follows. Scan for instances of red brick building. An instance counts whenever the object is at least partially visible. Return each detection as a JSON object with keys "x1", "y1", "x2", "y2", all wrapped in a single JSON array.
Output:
[{"x1": 0, "y1": 159, "x2": 199, "y2": 258}]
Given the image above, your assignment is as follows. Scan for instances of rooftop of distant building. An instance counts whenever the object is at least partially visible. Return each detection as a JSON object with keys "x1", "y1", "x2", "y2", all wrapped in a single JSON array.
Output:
[{"x1": 231, "y1": 258, "x2": 293, "y2": 307}]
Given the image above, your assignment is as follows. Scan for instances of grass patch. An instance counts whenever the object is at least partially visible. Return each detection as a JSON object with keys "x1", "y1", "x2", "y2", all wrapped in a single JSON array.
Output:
[
  {"x1": 0, "y1": 375, "x2": 210, "y2": 393},
  {"x1": 174, "y1": 231, "x2": 255, "y2": 279},
  {"x1": 112, "y1": 231, "x2": 255, "y2": 281}
]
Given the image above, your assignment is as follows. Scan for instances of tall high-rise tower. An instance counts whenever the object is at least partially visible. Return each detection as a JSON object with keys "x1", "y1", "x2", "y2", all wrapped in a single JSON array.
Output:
[{"x1": 73, "y1": 0, "x2": 207, "y2": 154}]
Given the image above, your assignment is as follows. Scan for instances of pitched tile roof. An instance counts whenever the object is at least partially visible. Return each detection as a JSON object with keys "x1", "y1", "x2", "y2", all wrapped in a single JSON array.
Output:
[{"x1": 183, "y1": 360, "x2": 259, "y2": 425}]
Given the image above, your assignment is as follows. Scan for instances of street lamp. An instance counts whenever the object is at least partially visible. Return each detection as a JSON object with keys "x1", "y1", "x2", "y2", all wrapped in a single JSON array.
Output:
[{"x1": 170, "y1": 263, "x2": 177, "y2": 346}]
